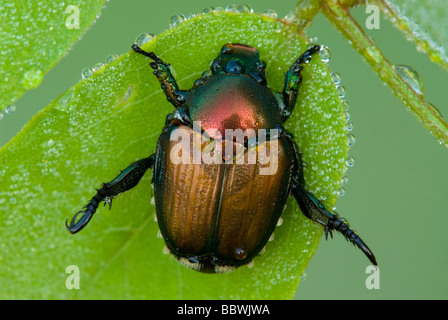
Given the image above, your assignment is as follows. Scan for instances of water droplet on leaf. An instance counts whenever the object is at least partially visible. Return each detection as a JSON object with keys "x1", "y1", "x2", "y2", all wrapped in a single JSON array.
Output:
[
  {"x1": 105, "y1": 54, "x2": 119, "y2": 64},
  {"x1": 346, "y1": 156, "x2": 355, "y2": 167},
  {"x1": 331, "y1": 72, "x2": 341, "y2": 85},
  {"x1": 394, "y1": 64, "x2": 424, "y2": 95},
  {"x1": 22, "y1": 67, "x2": 43, "y2": 90},
  {"x1": 262, "y1": 9, "x2": 277, "y2": 19},
  {"x1": 4, "y1": 104, "x2": 16, "y2": 114},
  {"x1": 134, "y1": 33, "x2": 154, "y2": 47},
  {"x1": 319, "y1": 45, "x2": 331, "y2": 63},
  {"x1": 81, "y1": 67, "x2": 93, "y2": 79},
  {"x1": 169, "y1": 14, "x2": 186, "y2": 28}
]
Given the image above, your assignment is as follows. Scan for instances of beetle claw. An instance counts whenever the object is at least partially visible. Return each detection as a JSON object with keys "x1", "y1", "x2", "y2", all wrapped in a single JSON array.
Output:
[{"x1": 65, "y1": 208, "x2": 94, "y2": 234}]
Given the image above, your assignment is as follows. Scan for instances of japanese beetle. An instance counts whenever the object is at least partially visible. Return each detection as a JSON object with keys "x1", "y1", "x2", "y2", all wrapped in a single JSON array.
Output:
[{"x1": 66, "y1": 42, "x2": 377, "y2": 273}]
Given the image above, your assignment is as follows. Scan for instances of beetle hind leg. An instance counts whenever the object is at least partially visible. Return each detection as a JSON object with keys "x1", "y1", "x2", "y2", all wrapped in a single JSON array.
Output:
[
  {"x1": 131, "y1": 44, "x2": 187, "y2": 108},
  {"x1": 66, "y1": 155, "x2": 155, "y2": 234},
  {"x1": 291, "y1": 180, "x2": 378, "y2": 266}
]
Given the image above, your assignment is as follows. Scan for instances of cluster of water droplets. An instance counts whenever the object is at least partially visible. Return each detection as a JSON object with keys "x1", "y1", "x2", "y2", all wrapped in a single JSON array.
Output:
[
  {"x1": 80, "y1": 53, "x2": 120, "y2": 80},
  {"x1": 162, "y1": 4, "x2": 320, "y2": 33},
  {"x1": 311, "y1": 43, "x2": 355, "y2": 198}
]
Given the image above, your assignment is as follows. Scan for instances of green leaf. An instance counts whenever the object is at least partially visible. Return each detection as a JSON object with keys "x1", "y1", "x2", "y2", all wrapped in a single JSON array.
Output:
[
  {"x1": 0, "y1": 12, "x2": 348, "y2": 299},
  {"x1": 0, "y1": 0, "x2": 107, "y2": 113},
  {"x1": 378, "y1": 0, "x2": 448, "y2": 71}
]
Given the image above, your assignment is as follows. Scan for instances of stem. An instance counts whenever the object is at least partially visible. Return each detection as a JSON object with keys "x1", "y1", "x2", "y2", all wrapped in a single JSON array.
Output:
[{"x1": 321, "y1": 0, "x2": 448, "y2": 148}]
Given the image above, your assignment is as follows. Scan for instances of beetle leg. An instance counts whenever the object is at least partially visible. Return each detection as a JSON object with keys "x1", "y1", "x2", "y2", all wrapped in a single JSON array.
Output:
[
  {"x1": 284, "y1": 128, "x2": 377, "y2": 265},
  {"x1": 291, "y1": 181, "x2": 377, "y2": 266},
  {"x1": 66, "y1": 154, "x2": 155, "y2": 234},
  {"x1": 281, "y1": 44, "x2": 321, "y2": 121},
  {"x1": 131, "y1": 44, "x2": 187, "y2": 108}
]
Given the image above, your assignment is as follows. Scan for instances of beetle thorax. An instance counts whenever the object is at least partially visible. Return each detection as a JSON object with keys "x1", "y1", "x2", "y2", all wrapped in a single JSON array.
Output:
[{"x1": 186, "y1": 74, "x2": 282, "y2": 141}]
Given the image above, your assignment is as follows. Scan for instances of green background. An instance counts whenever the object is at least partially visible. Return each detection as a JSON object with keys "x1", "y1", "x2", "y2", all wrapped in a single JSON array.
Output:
[{"x1": 1, "y1": 0, "x2": 447, "y2": 299}]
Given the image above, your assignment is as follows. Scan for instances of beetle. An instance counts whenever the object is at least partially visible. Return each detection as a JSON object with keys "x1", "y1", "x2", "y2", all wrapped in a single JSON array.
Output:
[{"x1": 66, "y1": 42, "x2": 377, "y2": 273}]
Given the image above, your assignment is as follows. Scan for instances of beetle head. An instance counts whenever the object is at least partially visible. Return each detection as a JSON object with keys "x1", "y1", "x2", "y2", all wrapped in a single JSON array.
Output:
[{"x1": 211, "y1": 43, "x2": 267, "y2": 84}]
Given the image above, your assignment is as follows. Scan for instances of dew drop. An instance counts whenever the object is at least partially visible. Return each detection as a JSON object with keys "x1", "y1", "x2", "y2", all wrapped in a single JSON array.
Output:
[
  {"x1": 81, "y1": 67, "x2": 93, "y2": 79},
  {"x1": 347, "y1": 133, "x2": 356, "y2": 146},
  {"x1": 341, "y1": 176, "x2": 349, "y2": 185},
  {"x1": 202, "y1": 7, "x2": 215, "y2": 14},
  {"x1": 300, "y1": 272, "x2": 307, "y2": 281},
  {"x1": 283, "y1": 11, "x2": 295, "y2": 23},
  {"x1": 394, "y1": 64, "x2": 424, "y2": 95},
  {"x1": 337, "y1": 85, "x2": 346, "y2": 98},
  {"x1": 234, "y1": 247, "x2": 247, "y2": 260},
  {"x1": 134, "y1": 32, "x2": 154, "y2": 47},
  {"x1": 4, "y1": 104, "x2": 16, "y2": 114},
  {"x1": 344, "y1": 110, "x2": 350, "y2": 123},
  {"x1": 225, "y1": 4, "x2": 238, "y2": 13},
  {"x1": 331, "y1": 72, "x2": 341, "y2": 85},
  {"x1": 93, "y1": 63, "x2": 104, "y2": 72},
  {"x1": 319, "y1": 45, "x2": 331, "y2": 63},
  {"x1": 262, "y1": 9, "x2": 277, "y2": 19},
  {"x1": 169, "y1": 14, "x2": 186, "y2": 28},
  {"x1": 105, "y1": 54, "x2": 118, "y2": 64},
  {"x1": 346, "y1": 156, "x2": 355, "y2": 167},
  {"x1": 236, "y1": 4, "x2": 252, "y2": 13},
  {"x1": 347, "y1": 121, "x2": 354, "y2": 131},
  {"x1": 22, "y1": 67, "x2": 44, "y2": 90}
]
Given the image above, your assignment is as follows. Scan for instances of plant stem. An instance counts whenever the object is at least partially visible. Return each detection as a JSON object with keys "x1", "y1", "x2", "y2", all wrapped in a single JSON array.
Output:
[{"x1": 321, "y1": 0, "x2": 448, "y2": 148}]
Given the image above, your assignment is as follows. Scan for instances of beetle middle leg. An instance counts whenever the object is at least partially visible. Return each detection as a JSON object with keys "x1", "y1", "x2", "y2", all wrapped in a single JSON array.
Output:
[
  {"x1": 281, "y1": 44, "x2": 321, "y2": 121},
  {"x1": 66, "y1": 154, "x2": 155, "y2": 234},
  {"x1": 132, "y1": 44, "x2": 187, "y2": 108}
]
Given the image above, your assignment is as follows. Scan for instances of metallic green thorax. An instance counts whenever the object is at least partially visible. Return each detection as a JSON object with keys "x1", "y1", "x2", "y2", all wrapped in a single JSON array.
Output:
[{"x1": 187, "y1": 74, "x2": 282, "y2": 138}]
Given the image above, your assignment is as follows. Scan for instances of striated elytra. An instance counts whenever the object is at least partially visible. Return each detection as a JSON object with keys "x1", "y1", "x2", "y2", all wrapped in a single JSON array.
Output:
[{"x1": 66, "y1": 42, "x2": 377, "y2": 273}]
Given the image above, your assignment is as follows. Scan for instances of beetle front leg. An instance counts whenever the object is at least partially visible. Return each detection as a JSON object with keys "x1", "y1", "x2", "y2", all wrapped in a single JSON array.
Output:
[
  {"x1": 281, "y1": 44, "x2": 321, "y2": 121},
  {"x1": 66, "y1": 154, "x2": 155, "y2": 234},
  {"x1": 132, "y1": 44, "x2": 187, "y2": 108}
]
